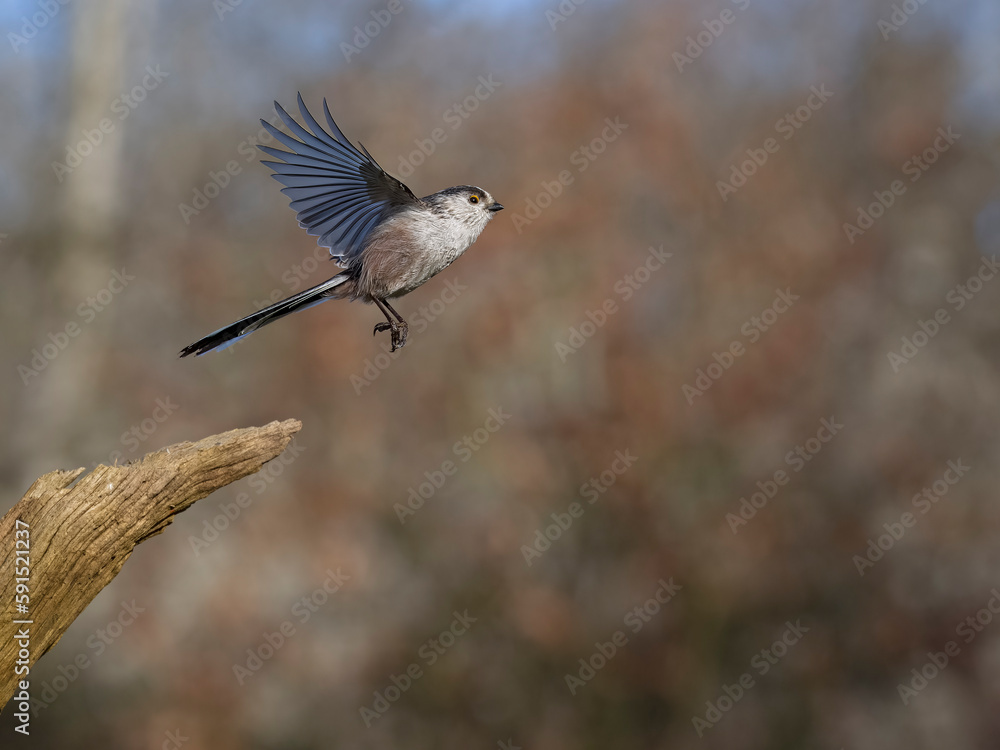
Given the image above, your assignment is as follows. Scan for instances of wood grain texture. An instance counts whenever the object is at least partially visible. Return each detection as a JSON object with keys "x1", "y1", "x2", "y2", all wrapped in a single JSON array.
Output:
[{"x1": 0, "y1": 418, "x2": 302, "y2": 708}]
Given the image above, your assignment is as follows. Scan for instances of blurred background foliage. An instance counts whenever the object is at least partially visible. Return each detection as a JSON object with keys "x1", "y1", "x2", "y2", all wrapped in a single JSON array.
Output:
[{"x1": 2, "y1": 0, "x2": 1000, "y2": 747}]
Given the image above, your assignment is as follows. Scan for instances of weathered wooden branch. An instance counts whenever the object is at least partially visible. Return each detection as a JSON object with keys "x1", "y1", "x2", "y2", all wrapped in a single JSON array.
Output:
[{"x1": 0, "y1": 418, "x2": 302, "y2": 709}]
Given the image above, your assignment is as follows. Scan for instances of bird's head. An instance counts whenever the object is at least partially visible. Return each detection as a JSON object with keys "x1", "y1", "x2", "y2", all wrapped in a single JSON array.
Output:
[{"x1": 425, "y1": 186, "x2": 504, "y2": 229}]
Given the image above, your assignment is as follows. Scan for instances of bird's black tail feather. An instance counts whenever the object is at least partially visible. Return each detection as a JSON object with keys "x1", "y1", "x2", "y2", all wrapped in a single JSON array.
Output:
[{"x1": 179, "y1": 273, "x2": 349, "y2": 357}]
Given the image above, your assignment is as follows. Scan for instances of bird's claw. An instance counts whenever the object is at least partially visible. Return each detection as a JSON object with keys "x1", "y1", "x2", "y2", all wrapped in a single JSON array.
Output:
[
  {"x1": 373, "y1": 320, "x2": 408, "y2": 351},
  {"x1": 392, "y1": 321, "x2": 408, "y2": 350}
]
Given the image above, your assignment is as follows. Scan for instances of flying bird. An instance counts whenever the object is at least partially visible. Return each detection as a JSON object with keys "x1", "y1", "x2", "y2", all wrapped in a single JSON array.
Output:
[{"x1": 180, "y1": 93, "x2": 502, "y2": 357}]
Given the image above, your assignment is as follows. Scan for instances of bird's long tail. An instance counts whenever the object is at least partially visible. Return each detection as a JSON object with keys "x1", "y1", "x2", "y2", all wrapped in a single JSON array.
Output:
[{"x1": 179, "y1": 273, "x2": 350, "y2": 357}]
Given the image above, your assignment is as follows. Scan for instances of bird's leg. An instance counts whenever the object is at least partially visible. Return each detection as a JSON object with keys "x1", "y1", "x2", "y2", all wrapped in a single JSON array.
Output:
[
  {"x1": 372, "y1": 298, "x2": 407, "y2": 351},
  {"x1": 381, "y1": 299, "x2": 408, "y2": 349},
  {"x1": 372, "y1": 298, "x2": 394, "y2": 335}
]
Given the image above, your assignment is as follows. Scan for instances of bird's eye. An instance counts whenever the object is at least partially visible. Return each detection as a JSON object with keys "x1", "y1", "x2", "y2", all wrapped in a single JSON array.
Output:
[{"x1": 469, "y1": 195, "x2": 479, "y2": 204}]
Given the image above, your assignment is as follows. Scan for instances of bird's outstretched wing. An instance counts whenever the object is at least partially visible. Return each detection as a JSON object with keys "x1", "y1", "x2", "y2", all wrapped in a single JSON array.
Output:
[{"x1": 259, "y1": 93, "x2": 420, "y2": 268}]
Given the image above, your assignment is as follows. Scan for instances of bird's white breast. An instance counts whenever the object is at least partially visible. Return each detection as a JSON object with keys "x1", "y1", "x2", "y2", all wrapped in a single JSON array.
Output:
[{"x1": 391, "y1": 208, "x2": 487, "y2": 294}]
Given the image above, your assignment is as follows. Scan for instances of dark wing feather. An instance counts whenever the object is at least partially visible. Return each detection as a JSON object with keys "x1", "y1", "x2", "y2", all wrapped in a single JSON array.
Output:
[{"x1": 259, "y1": 93, "x2": 420, "y2": 267}]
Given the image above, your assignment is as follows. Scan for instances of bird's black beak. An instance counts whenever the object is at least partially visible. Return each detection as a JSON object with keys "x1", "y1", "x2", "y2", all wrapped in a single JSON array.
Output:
[{"x1": 488, "y1": 202, "x2": 504, "y2": 212}]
